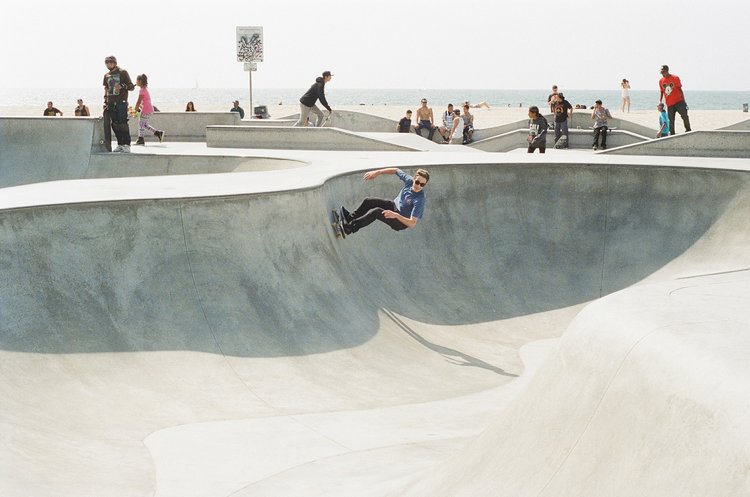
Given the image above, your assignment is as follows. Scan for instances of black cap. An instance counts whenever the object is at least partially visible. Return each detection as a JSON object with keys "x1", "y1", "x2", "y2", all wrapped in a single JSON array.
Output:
[
  {"x1": 322, "y1": 70, "x2": 333, "y2": 77},
  {"x1": 660, "y1": 65, "x2": 669, "y2": 72}
]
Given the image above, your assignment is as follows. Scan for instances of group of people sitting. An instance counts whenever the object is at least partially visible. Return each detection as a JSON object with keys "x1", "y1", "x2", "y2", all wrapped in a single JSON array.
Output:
[{"x1": 398, "y1": 99, "x2": 478, "y2": 144}]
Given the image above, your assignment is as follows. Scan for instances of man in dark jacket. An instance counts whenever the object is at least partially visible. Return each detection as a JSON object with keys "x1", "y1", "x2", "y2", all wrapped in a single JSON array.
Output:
[
  {"x1": 294, "y1": 70, "x2": 333, "y2": 126},
  {"x1": 102, "y1": 55, "x2": 135, "y2": 152}
]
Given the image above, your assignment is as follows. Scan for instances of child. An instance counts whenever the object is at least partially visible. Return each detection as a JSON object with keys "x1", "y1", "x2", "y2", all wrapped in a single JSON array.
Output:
[
  {"x1": 527, "y1": 106, "x2": 548, "y2": 154},
  {"x1": 657, "y1": 103, "x2": 670, "y2": 138},
  {"x1": 398, "y1": 110, "x2": 412, "y2": 133},
  {"x1": 133, "y1": 74, "x2": 165, "y2": 145}
]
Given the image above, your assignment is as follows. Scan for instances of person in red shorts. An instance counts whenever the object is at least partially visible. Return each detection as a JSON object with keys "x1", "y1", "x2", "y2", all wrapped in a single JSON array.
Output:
[{"x1": 658, "y1": 64, "x2": 691, "y2": 135}]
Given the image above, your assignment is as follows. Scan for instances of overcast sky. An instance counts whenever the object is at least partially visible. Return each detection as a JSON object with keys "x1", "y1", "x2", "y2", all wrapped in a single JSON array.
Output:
[{"x1": 2, "y1": 0, "x2": 747, "y2": 91}]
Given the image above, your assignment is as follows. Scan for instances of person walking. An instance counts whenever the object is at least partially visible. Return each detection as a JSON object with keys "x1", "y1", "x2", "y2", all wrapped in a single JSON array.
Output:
[
  {"x1": 132, "y1": 74, "x2": 165, "y2": 145},
  {"x1": 527, "y1": 106, "x2": 548, "y2": 154},
  {"x1": 339, "y1": 167, "x2": 429, "y2": 236},
  {"x1": 294, "y1": 70, "x2": 333, "y2": 127},
  {"x1": 620, "y1": 79, "x2": 631, "y2": 113},
  {"x1": 659, "y1": 65, "x2": 691, "y2": 135},
  {"x1": 591, "y1": 100, "x2": 613, "y2": 150},
  {"x1": 547, "y1": 85, "x2": 559, "y2": 113},
  {"x1": 102, "y1": 55, "x2": 135, "y2": 153},
  {"x1": 74, "y1": 99, "x2": 90, "y2": 116}
]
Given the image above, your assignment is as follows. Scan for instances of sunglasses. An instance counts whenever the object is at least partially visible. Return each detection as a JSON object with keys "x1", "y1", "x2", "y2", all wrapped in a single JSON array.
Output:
[{"x1": 414, "y1": 180, "x2": 427, "y2": 187}]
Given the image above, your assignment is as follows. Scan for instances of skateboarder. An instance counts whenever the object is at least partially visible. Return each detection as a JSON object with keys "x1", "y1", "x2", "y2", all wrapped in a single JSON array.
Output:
[
  {"x1": 294, "y1": 70, "x2": 333, "y2": 127},
  {"x1": 340, "y1": 167, "x2": 429, "y2": 235},
  {"x1": 102, "y1": 55, "x2": 135, "y2": 153}
]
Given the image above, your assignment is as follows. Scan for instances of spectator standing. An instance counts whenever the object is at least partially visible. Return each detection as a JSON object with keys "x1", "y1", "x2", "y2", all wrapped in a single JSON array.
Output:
[
  {"x1": 185, "y1": 101, "x2": 196, "y2": 111},
  {"x1": 74, "y1": 99, "x2": 90, "y2": 116},
  {"x1": 132, "y1": 74, "x2": 165, "y2": 145},
  {"x1": 552, "y1": 92, "x2": 573, "y2": 148},
  {"x1": 103, "y1": 55, "x2": 135, "y2": 153},
  {"x1": 659, "y1": 65, "x2": 691, "y2": 134},
  {"x1": 230, "y1": 100, "x2": 245, "y2": 119},
  {"x1": 620, "y1": 79, "x2": 631, "y2": 112},
  {"x1": 294, "y1": 70, "x2": 333, "y2": 127},
  {"x1": 591, "y1": 99, "x2": 613, "y2": 150},
  {"x1": 43, "y1": 101, "x2": 63, "y2": 116},
  {"x1": 547, "y1": 85, "x2": 559, "y2": 113}
]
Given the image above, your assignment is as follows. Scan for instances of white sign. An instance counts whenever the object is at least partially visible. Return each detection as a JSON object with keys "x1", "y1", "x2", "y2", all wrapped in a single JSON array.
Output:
[
  {"x1": 236, "y1": 26, "x2": 264, "y2": 63},
  {"x1": 244, "y1": 62, "x2": 257, "y2": 72}
]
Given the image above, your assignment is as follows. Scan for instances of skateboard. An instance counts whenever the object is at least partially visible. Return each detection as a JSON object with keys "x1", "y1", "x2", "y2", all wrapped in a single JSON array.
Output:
[
  {"x1": 554, "y1": 134, "x2": 568, "y2": 149},
  {"x1": 331, "y1": 208, "x2": 346, "y2": 239}
]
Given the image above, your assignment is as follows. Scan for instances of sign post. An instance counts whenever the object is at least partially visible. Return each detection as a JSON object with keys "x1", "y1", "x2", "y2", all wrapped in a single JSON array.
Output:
[{"x1": 236, "y1": 26, "x2": 263, "y2": 119}]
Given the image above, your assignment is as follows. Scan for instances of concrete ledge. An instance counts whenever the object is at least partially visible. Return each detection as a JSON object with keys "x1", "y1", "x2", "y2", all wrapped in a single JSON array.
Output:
[
  {"x1": 470, "y1": 128, "x2": 648, "y2": 152},
  {"x1": 0, "y1": 117, "x2": 105, "y2": 188},
  {"x1": 205, "y1": 125, "x2": 420, "y2": 151},
  {"x1": 602, "y1": 130, "x2": 750, "y2": 157},
  {"x1": 127, "y1": 112, "x2": 242, "y2": 142},
  {"x1": 86, "y1": 154, "x2": 306, "y2": 178}
]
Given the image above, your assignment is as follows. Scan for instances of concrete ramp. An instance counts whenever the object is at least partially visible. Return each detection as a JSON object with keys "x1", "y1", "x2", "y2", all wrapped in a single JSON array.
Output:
[
  {"x1": 603, "y1": 130, "x2": 750, "y2": 157},
  {"x1": 206, "y1": 125, "x2": 422, "y2": 151},
  {"x1": 2, "y1": 160, "x2": 750, "y2": 496},
  {"x1": 0, "y1": 117, "x2": 105, "y2": 188},
  {"x1": 470, "y1": 128, "x2": 648, "y2": 152},
  {"x1": 127, "y1": 112, "x2": 242, "y2": 142}
]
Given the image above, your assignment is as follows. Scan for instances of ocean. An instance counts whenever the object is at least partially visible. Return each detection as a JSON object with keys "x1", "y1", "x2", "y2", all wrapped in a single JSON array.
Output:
[{"x1": 3, "y1": 88, "x2": 750, "y2": 112}]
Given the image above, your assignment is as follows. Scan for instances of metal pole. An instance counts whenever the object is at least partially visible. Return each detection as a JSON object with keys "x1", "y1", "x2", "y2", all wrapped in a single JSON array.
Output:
[{"x1": 248, "y1": 70, "x2": 253, "y2": 120}]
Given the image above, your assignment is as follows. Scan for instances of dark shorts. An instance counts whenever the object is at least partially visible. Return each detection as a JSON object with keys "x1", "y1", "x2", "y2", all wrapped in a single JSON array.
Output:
[{"x1": 416, "y1": 120, "x2": 434, "y2": 129}]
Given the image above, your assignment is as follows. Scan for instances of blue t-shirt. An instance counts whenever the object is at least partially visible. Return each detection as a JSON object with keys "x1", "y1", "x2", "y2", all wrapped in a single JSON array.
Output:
[
  {"x1": 659, "y1": 111, "x2": 670, "y2": 136},
  {"x1": 394, "y1": 170, "x2": 426, "y2": 219}
]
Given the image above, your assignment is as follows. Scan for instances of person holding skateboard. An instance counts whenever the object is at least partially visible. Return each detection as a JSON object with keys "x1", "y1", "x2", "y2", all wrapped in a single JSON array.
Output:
[
  {"x1": 102, "y1": 55, "x2": 135, "y2": 153},
  {"x1": 339, "y1": 167, "x2": 429, "y2": 236}
]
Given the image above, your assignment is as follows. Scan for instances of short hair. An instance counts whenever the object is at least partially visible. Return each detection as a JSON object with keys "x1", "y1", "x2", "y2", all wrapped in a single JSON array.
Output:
[
  {"x1": 406, "y1": 109, "x2": 412, "y2": 114},
  {"x1": 595, "y1": 99, "x2": 602, "y2": 104},
  {"x1": 447, "y1": 103, "x2": 453, "y2": 108},
  {"x1": 415, "y1": 168, "x2": 430, "y2": 182}
]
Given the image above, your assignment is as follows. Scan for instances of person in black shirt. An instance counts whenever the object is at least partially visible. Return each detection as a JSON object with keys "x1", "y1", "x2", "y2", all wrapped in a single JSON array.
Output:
[
  {"x1": 398, "y1": 110, "x2": 412, "y2": 133},
  {"x1": 102, "y1": 55, "x2": 135, "y2": 152},
  {"x1": 43, "y1": 101, "x2": 63, "y2": 116},
  {"x1": 552, "y1": 92, "x2": 573, "y2": 148},
  {"x1": 230, "y1": 100, "x2": 245, "y2": 119},
  {"x1": 294, "y1": 71, "x2": 333, "y2": 127}
]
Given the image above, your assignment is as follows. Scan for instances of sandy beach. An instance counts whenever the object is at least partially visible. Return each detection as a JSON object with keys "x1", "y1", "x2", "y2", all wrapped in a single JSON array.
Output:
[{"x1": 2, "y1": 103, "x2": 748, "y2": 132}]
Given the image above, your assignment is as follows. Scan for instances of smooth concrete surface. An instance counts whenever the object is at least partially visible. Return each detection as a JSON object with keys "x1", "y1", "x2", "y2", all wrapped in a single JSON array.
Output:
[
  {"x1": 3, "y1": 118, "x2": 750, "y2": 497},
  {"x1": 718, "y1": 116, "x2": 750, "y2": 130},
  {"x1": 470, "y1": 128, "x2": 648, "y2": 152},
  {"x1": 127, "y1": 112, "x2": 242, "y2": 142},
  {"x1": 603, "y1": 130, "x2": 750, "y2": 157},
  {"x1": 206, "y1": 125, "x2": 422, "y2": 151},
  {"x1": 0, "y1": 117, "x2": 105, "y2": 188},
  {"x1": 281, "y1": 109, "x2": 398, "y2": 132}
]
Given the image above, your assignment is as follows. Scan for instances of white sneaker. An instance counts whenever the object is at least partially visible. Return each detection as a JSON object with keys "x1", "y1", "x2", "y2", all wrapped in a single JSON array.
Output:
[
  {"x1": 112, "y1": 145, "x2": 123, "y2": 153},
  {"x1": 119, "y1": 145, "x2": 131, "y2": 153}
]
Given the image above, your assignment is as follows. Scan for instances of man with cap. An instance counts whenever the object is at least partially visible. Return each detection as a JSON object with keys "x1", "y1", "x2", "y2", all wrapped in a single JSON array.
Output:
[
  {"x1": 102, "y1": 55, "x2": 135, "y2": 152},
  {"x1": 294, "y1": 71, "x2": 333, "y2": 127},
  {"x1": 658, "y1": 64, "x2": 691, "y2": 135},
  {"x1": 230, "y1": 100, "x2": 245, "y2": 119}
]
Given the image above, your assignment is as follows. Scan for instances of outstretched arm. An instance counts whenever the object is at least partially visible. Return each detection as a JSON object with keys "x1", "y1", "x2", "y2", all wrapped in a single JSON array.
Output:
[{"x1": 363, "y1": 167, "x2": 399, "y2": 181}]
